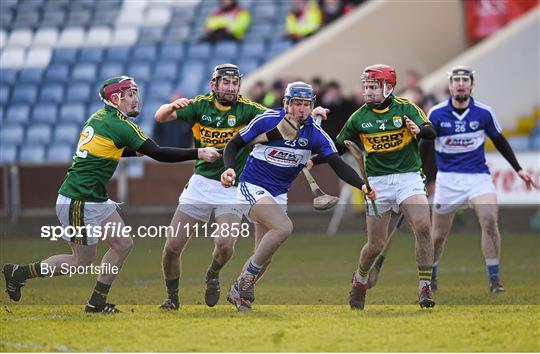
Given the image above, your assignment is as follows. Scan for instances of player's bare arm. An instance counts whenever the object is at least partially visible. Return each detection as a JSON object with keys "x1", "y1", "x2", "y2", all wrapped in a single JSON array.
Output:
[{"x1": 154, "y1": 98, "x2": 193, "y2": 122}]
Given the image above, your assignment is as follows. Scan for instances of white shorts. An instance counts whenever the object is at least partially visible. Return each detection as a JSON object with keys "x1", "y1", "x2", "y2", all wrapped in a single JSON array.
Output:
[
  {"x1": 177, "y1": 174, "x2": 244, "y2": 223},
  {"x1": 56, "y1": 194, "x2": 118, "y2": 245},
  {"x1": 237, "y1": 181, "x2": 287, "y2": 222},
  {"x1": 366, "y1": 171, "x2": 427, "y2": 216},
  {"x1": 433, "y1": 172, "x2": 496, "y2": 214}
]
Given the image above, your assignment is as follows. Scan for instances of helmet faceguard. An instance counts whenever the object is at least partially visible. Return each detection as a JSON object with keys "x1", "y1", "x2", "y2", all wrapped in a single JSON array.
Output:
[
  {"x1": 283, "y1": 81, "x2": 316, "y2": 117},
  {"x1": 361, "y1": 64, "x2": 396, "y2": 108},
  {"x1": 211, "y1": 63, "x2": 242, "y2": 106},
  {"x1": 99, "y1": 76, "x2": 141, "y2": 118},
  {"x1": 448, "y1": 66, "x2": 475, "y2": 103}
]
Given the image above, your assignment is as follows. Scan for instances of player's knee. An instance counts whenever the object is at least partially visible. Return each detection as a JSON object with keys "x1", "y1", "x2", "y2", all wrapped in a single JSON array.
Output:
[
  {"x1": 275, "y1": 219, "x2": 293, "y2": 238},
  {"x1": 111, "y1": 237, "x2": 134, "y2": 256},
  {"x1": 370, "y1": 240, "x2": 385, "y2": 254},
  {"x1": 415, "y1": 223, "x2": 431, "y2": 241},
  {"x1": 164, "y1": 242, "x2": 182, "y2": 258},
  {"x1": 215, "y1": 241, "x2": 234, "y2": 257},
  {"x1": 481, "y1": 215, "x2": 498, "y2": 234}
]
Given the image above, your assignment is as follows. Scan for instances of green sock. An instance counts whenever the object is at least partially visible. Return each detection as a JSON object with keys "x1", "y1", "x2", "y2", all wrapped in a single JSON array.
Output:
[
  {"x1": 88, "y1": 281, "x2": 111, "y2": 307},
  {"x1": 206, "y1": 259, "x2": 223, "y2": 280},
  {"x1": 356, "y1": 267, "x2": 369, "y2": 284},
  {"x1": 14, "y1": 261, "x2": 43, "y2": 281},
  {"x1": 165, "y1": 278, "x2": 179, "y2": 301},
  {"x1": 418, "y1": 266, "x2": 433, "y2": 290}
]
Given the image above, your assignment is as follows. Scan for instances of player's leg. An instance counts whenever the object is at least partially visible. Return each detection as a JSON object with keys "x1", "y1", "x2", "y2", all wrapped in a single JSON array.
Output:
[
  {"x1": 160, "y1": 209, "x2": 200, "y2": 309},
  {"x1": 204, "y1": 212, "x2": 242, "y2": 307},
  {"x1": 84, "y1": 210, "x2": 133, "y2": 313},
  {"x1": 349, "y1": 211, "x2": 392, "y2": 309},
  {"x1": 238, "y1": 223, "x2": 271, "y2": 284},
  {"x1": 3, "y1": 242, "x2": 97, "y2": 302},
  {"x1": 430, "y1": 210, "x2": 456, "y2": 291},
  {"x1": 400, "y1": 194, "x2": 435, "y2": 308},
  {"x1": 470, "y1": 193, "x2": 504, "y2": 293},
  {"x1": 229, "y1": 197, "x2": 292, "y2": 310}
]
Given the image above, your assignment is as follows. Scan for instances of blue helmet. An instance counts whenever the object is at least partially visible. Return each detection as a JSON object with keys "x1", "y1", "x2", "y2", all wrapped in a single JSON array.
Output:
[{"x1": 284, "y1": 81, "x2": 316, "y2": 105}]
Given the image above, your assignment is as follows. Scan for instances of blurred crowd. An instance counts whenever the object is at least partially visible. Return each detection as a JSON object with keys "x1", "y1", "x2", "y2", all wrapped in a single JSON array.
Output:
[{"x1": 202, "y1": 0, "x2": 363, "y2": 43}]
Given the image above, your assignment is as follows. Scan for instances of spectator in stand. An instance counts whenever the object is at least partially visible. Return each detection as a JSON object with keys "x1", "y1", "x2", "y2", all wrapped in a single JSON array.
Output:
[
  {"x1": 311, "y1": 76, "x2": 324, "y2": 106},
  {"x1": 202, "y1": 0, "x2": 251, "y2": 43},
  {"x1": 153, "y1": 90, "x2": 193, "y2": 148},
  {"x1": 248, "y1": 81, "x2": 266, "y2": 105},
  {"x1": 321, "y1": 0, "x2": 354, "y2": 26},
  {"x1": 319, "y1": 80, "x2": 355, "y2": 140},
  {"x1": 262, "y1": 80, "x2": 285, "y2": 108},
  {"x1": 286, "y1": 0, "x2": 323, "y2": 42}
]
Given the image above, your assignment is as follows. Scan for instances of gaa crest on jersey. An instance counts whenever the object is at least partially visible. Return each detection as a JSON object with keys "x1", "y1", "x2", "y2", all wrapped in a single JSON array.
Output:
[
  {"x1": 469, "y1": 121, "x2": 479, "y2": 130},
  {"x1": 298, "y1": 138, "x2": 308, "y2": 147},
  {"x1": 227, "y1": 115, "x2": 236, "y2": 127},
  {"x1": 392, "y1": 116, "x2": 403, "y2": 128}
]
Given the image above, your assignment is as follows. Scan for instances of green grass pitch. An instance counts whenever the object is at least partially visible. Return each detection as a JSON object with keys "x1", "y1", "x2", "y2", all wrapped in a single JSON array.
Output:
[{"x1": 1, "y1": 231, "x2": 538, "y2": 352}]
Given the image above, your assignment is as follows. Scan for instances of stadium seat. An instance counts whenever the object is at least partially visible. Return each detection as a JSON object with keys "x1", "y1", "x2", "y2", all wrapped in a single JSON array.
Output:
[
  {"x1": 40, "y1": 83, "x2": 64, "y2": 104},
  {"x1": 88, "y1": 102, "x2": 104, "y2": 115},
  {"x1": 269, "y1": 39, "x2": 293, "y2": 57},
  {"x1": 46, "y1": 144, "x2": 74, "y2": 162},
  {"x1": 0, "y1": 69, "x2": 18, "y2": 85},
  {"x1": 240, "y1": 41, "x2": 265, "y2": 58},
  {"x1": 0, "y1": 18, "x2": 12, "y2": 38},
  {"x1": 84, "y1": 27, "x2": 112, "y2": 47},
  {"x1": 106, "y1": 47, "x2": 131, "y2": 62},
  {"x1": 45, "y1": 64, "x2": 70, "y2": 82},
  {"x1": 180, "y1": 60, "x2": 205, "y2": 87},
  {"x1": 0, "y1": 85, "x2": 9, "y2": 105},
  {"x1": 154, "y1": 62, "x2": 178, "y2": 80},
  {"x1": 0, "y1": 125, "x2": 24, "y2": 145},
  {"x1": 54, "y1": 124, "x2": 80, "y2": 144},
  {"x1": 19, "y1": 145, "x2": 46, "y2": 163},
  {"x1": 60, "y1": 103, "x2": 86, "y2": 123},
  {"x1": 6, "y1": 105, "x2": 31, "y2": 125},
  {"x1": 65, "y1": 10, "x2": 92, "y2": 27},
  {"x1": 99, "y1": 62, "x2": 125, "y2": 81},
  {"x1": 127, "y1": 62, "x2": 152, "y2": 82},
  {"x1": 18, "y1": 68, "x2": 44, "y2": 83},
  {"x1": 164, "y1": 25, "x2": 190, "y2": 42},
  {"x1": 26, "y1": 124, "x2": 53, "y2": 145},
  {"x1": 147, "y1": 81, "x2": 174, "y2": 101},
  {"x1": 237, "y1": 58, "x2": 259, "y2": 75},
  {"x1": 253, "y1": 3, "x2": 277, "y2": 20},
  {"x1": 25, "y1": 48, "x2": 53, "y2": 68},
  {"x1": 66, "y1": 82, "x2": 91, "y2": 102},
  {"x1": 41, "y1": 11, "x2": 66, "y2": 28},
  {"x1": 110, "y1": 27, "x2": 139, "y2": 47},
  {"x1": 7, "y1": 28, "x2": 33, "y2": 48},
  {"x1": 78, "y1": 48, "x2": 104, "y2": 63},
  {"x1": 11, "y1": 85, "x2": 38, "y2": 104},
  {"x1": 0, "y1": 48, "x2": 25, "y2": 69},
  {"x1": 32, "y1": 103, "x2": 58, "y2": 124},
  {"x1": 159, "y1": 43, "x2": 185, "y2": 61},
  {"x1": 214, "y1": 41, "x2": 238, "y2": 59},
  {"x1": 0, "y1": 144, "x2": 18, "y2": 163},
  {"x1": 146, "y1": 7, "x2": 172, "y2": 27},
  {"x1": 33, "y1": 28, "x2": 59, "y2": 47},
  {"x1": 57, "y1": 27, "x2": 86, "y2": 47},
  {"x1": 246, "y1": 23, "x2": 273, "y2": 40},
  {"x1": 132, "y1": 44, "x2": 158, "y2": 61},
  {"x1": 71, "y1": 63, "x2": 97, "y2": 82},
  {"x1": 93, "y1": 9, "x2": 119, "y2": 26},
  {"x1": 52, "y1": 48, "x2": 78, "y2": 64},
  {"x1": 187, "y1": 42, "x2": 211, "y2": 59},
  {"x1": 139, "y1": 27, "x2": 166, "y2": 43},
  {"x1": 508, "y1": 137, "x2": 530, "y2": 152}
]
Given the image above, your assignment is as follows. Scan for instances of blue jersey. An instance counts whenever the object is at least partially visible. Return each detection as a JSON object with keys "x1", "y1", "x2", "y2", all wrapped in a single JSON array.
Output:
[
  {"x1": 428, "y1": 97, "x2": 502, "y2": 174},
  {"x1": 238, "y1": 108, "x2": 337, "y2": 196}
]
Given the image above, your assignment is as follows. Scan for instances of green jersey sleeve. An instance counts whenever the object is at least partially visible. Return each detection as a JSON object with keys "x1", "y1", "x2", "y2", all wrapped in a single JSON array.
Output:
[
  {"x1": 117, "y1": 120, "x2": 149, "y2": 151},
  {"x1": 336, "y1": 112, "x2": 360, "y2": 145},
  {"x1": 175, "y1": 101, "x2": 198, "y2": 127},
  {"x1": 406, "y1": 101, "x2": 431, "y2": 126}
]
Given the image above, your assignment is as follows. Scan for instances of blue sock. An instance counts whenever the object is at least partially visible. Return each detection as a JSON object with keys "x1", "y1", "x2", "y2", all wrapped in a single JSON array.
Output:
[
  {"x1": 432, "y1": 262, "x2": 438, "y2": 280},
  {"x1": 486, "y1": 259, "x2": 500, "y2": 282},
  {"x1": 245, "y1": 259, "x2": 262, "y2": 276}
]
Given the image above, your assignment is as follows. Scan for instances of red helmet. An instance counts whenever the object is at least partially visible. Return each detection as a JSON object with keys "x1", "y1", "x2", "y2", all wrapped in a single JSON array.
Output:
[{"x1": 361, "y1": 64, "x2": 397, "y2": 87}]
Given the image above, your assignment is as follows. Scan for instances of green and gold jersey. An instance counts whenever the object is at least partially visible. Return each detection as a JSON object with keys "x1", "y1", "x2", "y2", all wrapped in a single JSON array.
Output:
[
  {"x1": 337, "y1": 96, "x2": 430, "y2": 177},
  {"x1": 176, "y1": 93, "x2": 266, "y2": 181},
  {"x1": 59, "y1": 106, "x2": 148, "y2": 202}
]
